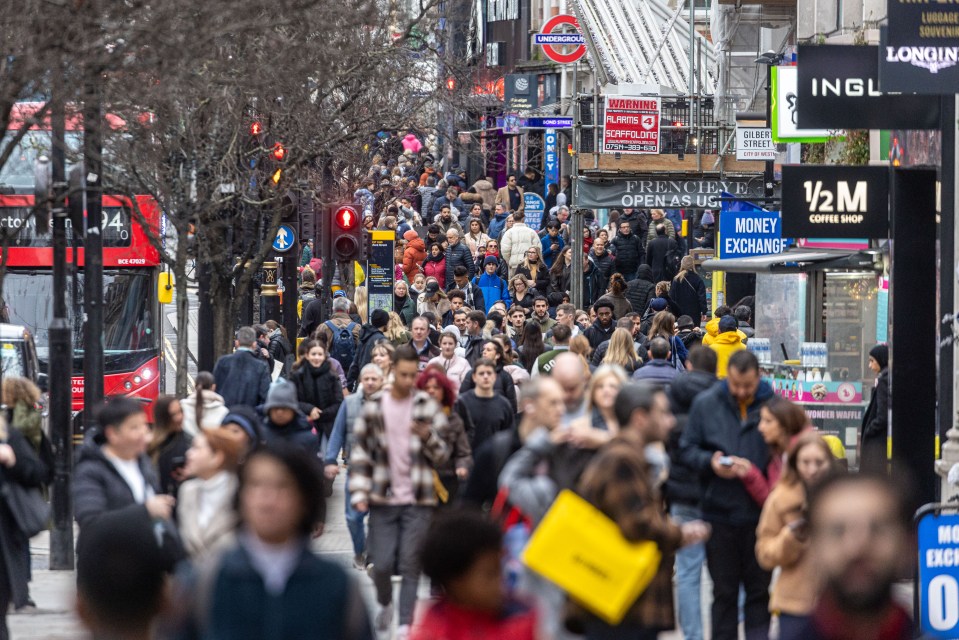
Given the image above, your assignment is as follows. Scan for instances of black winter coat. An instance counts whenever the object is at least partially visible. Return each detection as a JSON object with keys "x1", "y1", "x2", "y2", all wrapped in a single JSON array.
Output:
[
  {"x1": 212, "y1": 350, "x2": 272, "y2": 410},
  {"x1": 679, "y1": 379, "x2": 774, "y2": 526},
  {"x1": 459, "y1": 367, "x2": 517, "y2": 413},
  {"x1": 625, "y1": 269, "x2": 656, "y2": 315},
  {"x1": 611, "y1": 231, "x2": 645, "y2": 277},
  {"x1": 347, "y1": 324, "x2": 386, "y2": 389},
  {"x1": 0, "y1": 429, "x2": 49, "y2": 608},
  {"x1": 291, "y1": 361, "x2": 344, "y2": 439},
  {"x1": 263, "y1": 414, "x2": 320, "y2": 458},
  {"x1": 515, "y1": 264, "x2": 549, "y2": 294},
  {"x1": 670, "y1": 272, "x2": 708, "y2": 320},
  {"x1": 445, "y1": 240, "x2": 475, "y2": 285},
  {"x1": 299, "y1": 298, "x2": 325, "y2": 338},
  {"x1": 860, "y1": 368, "x2": 889, "y2": 473},
  {"x1": 665, "y1": 370, "x2": 717, "y2": 506},
  {"x1": 584, "y1": 320, "x2": 616, "y2": 350},
  {"x1": 619, "y1": 210, "x2": 649, "y2": 240},
  {"x1": 645, "y1": 236, "x2": 678, "y2": 282}
]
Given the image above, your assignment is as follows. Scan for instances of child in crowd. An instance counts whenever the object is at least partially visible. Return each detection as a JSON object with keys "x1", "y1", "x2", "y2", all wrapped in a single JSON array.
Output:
[{"x1": 412, "y1": 510, "x2": 536, "y2": 640}]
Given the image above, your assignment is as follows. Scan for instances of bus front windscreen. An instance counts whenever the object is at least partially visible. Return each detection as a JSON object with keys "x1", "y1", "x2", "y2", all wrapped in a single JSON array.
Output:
[{"x1": 1, "y1": 270, "x2": 156, "y2": 371}]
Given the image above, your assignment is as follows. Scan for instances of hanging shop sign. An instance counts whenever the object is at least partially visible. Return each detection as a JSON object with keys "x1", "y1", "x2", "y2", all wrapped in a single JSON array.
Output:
[
  {"x1": 544, "y1": 129, "x2": 559, "y2": 196},
  {"x1": 504, "y1": 74, "x2": 538, "y2": 111},
  {"x1": 719, "y1": 196, "x2": 791, "y2": 259},
  {"x1": 878, "y1": 27, "x2": 959, "y2": 95},
  {"x1": 577, "y1": 177, "x2": 762, "y2": 210},
  {"x1": 771, "y1": 66, "x2": 833, "y2": 143},
  {"x1": 886, "y1": 0, "x2": 959, "y2": 50},
  {"x1": 534, "y1": 14, "x2": 587, "y2": 64},
  {"x1": 797, "y1": 45, "x2": 939, "y2": 129},
  {"x1": 781, "y1": 165, "x2": 890, "y2": 239},
  {"x1": 735, "y1": 127, "x2": 776, "y2": 161},
  {"x1": 602, "y1": 96, "x2": 661, "y2": 155}
]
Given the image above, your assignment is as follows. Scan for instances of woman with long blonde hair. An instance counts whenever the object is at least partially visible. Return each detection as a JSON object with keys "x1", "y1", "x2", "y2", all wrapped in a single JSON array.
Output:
[
  {"x1": 384, "y1": 311, "x2": 411, "y2": 346},
  {"x1": 602, "y1": 328, "x2": 641, "y2": 374},
  {"x1": 353, "y1": 285, "x2": 368, "y2": 323}
]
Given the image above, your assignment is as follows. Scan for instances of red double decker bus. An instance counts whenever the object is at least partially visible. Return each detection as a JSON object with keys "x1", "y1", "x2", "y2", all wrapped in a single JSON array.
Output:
[
  {"x1": 0, "y1": 194, "x2": 163, "y2": 418},
  {"x1": 0, "y1": 110, "x2": 164, "y2": 425}
]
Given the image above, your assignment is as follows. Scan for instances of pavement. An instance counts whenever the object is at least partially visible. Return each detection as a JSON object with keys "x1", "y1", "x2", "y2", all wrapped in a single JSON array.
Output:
[{"x1": 15, "y1": 464, "x2": 914, "y2": 638}]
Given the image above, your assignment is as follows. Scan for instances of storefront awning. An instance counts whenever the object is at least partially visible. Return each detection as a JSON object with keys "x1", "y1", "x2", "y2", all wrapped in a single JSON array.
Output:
[{"x1": 701, "y1": 248, "x2": 883, "y2": 273}]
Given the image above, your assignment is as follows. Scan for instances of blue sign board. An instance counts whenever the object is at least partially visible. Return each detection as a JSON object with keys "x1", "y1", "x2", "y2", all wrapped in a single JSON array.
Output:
[
  {"x1": 495, "y1": 116, "x2": 574, "y2": 130},
  {"x1": 524, "y1": 192, "x2": 546, "y2": 232},
  {"x1": 532, "y1": 33, "x2": 586, "y2": 46},
  {"x1": 544, "y1": 128, "x2": 559, "y2": 197},
  {"x1": 272, "y1": 224, "x2": 296, "y2": 253},
  {"x1": 718, "y1": 195, "x2": 791, "y2": 259},
  {"x1": 528, "y1": 117, "x2": 573, "y2": 129},
  {"x1": 918, "y1": 511, "x2": 959, "y2": 637}
]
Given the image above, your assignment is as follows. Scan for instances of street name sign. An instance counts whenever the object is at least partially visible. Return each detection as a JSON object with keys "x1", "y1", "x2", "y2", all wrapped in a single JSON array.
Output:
[
  {"x1": 781, "y1": 165, "x2": 889, "y2": 239},
  {"x1": 735, "y1": 127, "x2": 776, "y2": 161}
]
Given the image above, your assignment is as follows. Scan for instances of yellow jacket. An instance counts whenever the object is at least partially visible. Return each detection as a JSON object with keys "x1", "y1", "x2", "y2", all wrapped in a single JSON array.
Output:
[
  {"x1": 702, "y1": 316, "x2": 748, "y2": 346},
  {"x1": 709, "y1": 331, "x2": 746, "y2": 378}
]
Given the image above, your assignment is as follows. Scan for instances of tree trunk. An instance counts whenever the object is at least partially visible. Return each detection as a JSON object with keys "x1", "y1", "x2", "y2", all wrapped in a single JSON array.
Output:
[{"x1": 173, "y1": 227, "x2": 190, "y2": 397}]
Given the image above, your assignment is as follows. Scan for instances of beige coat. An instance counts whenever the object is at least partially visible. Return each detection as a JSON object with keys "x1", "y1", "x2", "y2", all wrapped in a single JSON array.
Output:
[
  {"x1": 755, "y1": 479, "x2": 819, "y2": 616},
  {"x1": 494, "y1": 185, "x2": 525, "y2": 214},
  {"x1": 177, "y1": 472, "x2": 240, "y2": 560}
]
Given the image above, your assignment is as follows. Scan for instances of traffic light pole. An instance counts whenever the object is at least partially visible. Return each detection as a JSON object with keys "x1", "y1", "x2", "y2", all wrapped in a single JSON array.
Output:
[
  {"x1": 83, "y1": 69, "x2": 104, "y2": 432},
  {"x1": 49, "y1": 91, "x2": 74, "y2": 570}
]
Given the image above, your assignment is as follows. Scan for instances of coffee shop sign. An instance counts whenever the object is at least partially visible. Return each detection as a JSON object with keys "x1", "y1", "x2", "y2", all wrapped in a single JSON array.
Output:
[{"x1": 577, "y1": 177, "x2": 761, "y2": 209}]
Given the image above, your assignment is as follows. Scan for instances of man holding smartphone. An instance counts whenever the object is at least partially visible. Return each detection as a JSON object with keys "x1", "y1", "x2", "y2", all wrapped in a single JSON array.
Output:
[{"x1": 679, "y1": 350, "x2": 775, "y2": 640}]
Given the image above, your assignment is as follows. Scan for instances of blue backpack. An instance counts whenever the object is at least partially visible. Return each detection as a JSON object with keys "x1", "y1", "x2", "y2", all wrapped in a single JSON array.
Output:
[{"x1": 325, "y1": 321, "x2": 357, "y2": 369}]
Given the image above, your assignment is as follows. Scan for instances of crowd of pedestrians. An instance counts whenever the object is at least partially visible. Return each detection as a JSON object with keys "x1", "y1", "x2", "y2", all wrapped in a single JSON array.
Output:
[{"x1": 27, "y1": 138, "x2": 908, "y2": 640}]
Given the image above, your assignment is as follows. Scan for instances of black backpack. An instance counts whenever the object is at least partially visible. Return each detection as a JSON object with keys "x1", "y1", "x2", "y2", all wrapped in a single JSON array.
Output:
[
  {"x1": 325, "y1": 321, "x2": 358, "y2": 369},
  {"x1": 665, "y1": 244, "x2": 683, "y2": 280}
]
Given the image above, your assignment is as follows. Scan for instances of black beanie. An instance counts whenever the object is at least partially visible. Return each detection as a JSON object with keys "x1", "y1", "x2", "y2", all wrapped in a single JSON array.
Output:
[{"x1": 869, "y1": 344, "x2": 888, "y2": 370}]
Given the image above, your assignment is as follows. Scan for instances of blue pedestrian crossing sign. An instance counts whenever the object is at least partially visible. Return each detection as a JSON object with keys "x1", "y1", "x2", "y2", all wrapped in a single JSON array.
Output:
[{"x1": 272, "y1": 224, "x2": 296, "y2": 253}]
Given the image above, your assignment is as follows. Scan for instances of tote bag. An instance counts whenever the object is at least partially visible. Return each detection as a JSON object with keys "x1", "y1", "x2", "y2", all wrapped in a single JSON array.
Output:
[{"x1": 522, "y1": 489, "x2": 661, "y2": 625}]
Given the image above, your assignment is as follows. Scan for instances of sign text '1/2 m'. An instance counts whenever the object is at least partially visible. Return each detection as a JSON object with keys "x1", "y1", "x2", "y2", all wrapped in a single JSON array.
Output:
[{"x1": 803, "y1": 180, "x2": 868, "y2": 213}]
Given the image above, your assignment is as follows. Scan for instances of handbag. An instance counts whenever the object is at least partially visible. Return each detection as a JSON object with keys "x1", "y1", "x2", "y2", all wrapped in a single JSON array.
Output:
[
  {"x1": 522, "y1": 489, "x2": 661, "y2": 625},
  {"x1": 2, "y1": 481, "x2": 50, "y2": 538}
]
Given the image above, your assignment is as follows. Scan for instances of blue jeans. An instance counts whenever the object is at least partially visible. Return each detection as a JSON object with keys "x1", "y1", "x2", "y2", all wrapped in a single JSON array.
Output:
[
  {"x1": 344, "y1": 471, "x2": 367, "y2": 557},
  {"x1": 670, "y1": 503, "x2": 705, "y2": 640}
]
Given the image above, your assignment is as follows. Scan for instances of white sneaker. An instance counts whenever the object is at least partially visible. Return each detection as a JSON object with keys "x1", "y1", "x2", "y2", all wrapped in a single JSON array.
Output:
[
  {"x1": 375, "y1": 603, "x2": 393, "y2": 631},
  {"x1": 352, "y1": 554, "x2": 366, "y2": 570},
  {"x1": 395, "y1": 624, "x2": 410, "y2": 640}
]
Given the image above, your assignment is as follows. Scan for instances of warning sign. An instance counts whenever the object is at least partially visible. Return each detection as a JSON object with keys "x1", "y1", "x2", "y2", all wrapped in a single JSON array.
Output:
[{"x1": 602, "y1": 96, "x2": 660, "y2": 155}]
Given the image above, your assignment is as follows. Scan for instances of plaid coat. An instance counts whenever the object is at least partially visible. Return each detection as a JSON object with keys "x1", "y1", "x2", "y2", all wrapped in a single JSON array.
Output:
[
  {"x1": 575, "y1": 430, "x2": 683, "y2": 630},
  {"x1": 348, "y1": 389, "x2": 450, "y2": 507}
]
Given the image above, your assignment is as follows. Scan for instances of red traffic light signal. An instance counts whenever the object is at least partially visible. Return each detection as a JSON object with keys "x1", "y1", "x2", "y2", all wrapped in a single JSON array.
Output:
[
  {"x1": 271, "y1": 143, "x2": 286, "y2": 161},
  {"x1": 332, "y1": 204, "x2": 361, "y2": 261},
  {"x1": 334, "y1": 205, "x2": 359, "y2": 231},
  {"x1": 250, "y1": 121, "x2": 263, "y2": 136}
]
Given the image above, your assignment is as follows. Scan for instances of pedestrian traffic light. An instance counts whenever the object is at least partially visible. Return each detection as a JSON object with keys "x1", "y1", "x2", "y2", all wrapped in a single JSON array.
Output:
[
  {"x1": 332, "y1": 204, "x2": 361, "y2": 262},
  {"x1": 270, "y1": 143, "x2": 286, "y2": 161}
]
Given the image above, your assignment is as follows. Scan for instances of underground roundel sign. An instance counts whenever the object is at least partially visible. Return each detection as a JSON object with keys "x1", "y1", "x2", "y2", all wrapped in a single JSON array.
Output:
[{"x1": 534, "y1": 14, "x2": 586, "y2": 65}]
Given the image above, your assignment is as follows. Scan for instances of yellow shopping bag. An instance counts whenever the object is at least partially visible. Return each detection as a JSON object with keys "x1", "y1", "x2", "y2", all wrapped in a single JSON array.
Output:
[{"x1": 521, "y1": 489, "x2": 661, "y2": 625}]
